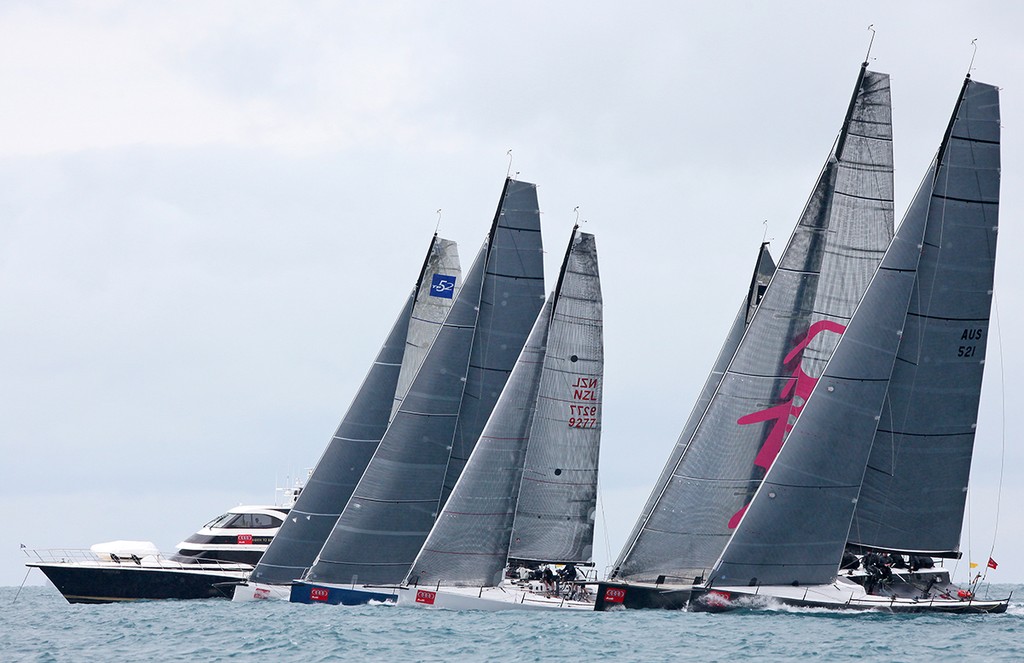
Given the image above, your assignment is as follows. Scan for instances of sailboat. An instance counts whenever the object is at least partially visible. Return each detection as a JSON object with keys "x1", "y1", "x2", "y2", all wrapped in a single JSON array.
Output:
[
  {"x1": 397, "y1": 226, "x2": 603, "y2": 611},
  {"x1": 232, "y1": 234, "x2": 461, "y2": 601},
  {"x1": 289, "y1": 178, "x2": 546, "y2": 605},
  {"x1": 597, "y1": 61, "x2": 895, "y2": 610},
  {"x1": 690, "y1": 75, "x2": 1006, "y2": 614}
]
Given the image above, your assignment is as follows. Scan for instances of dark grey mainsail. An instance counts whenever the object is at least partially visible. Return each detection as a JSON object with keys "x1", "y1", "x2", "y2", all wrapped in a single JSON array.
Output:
[
  {"x1": 250, "y1": 234, "x2": 460, "y2": 585},
  {"x1": 304, "y1": 242, "x2": 487, "y2": 585},
  {"x1": 611, "y1": 64, "x2": 894, "y2": 584},
  {"x1": 407, "y1": 229, "x2": 602, "y2": 587},
  {"x1": 612, "y1": 243, "x2": 774, "y2": 577},
  {"x1": 304, "y1": 178, "x2": 544, "y2": 585},
  {"x1": 441, "y1": 178, "x2": 546, "y2": 505},
  {"x1": 848, "y1": 78, "x2": 1000, "y2": 557}
]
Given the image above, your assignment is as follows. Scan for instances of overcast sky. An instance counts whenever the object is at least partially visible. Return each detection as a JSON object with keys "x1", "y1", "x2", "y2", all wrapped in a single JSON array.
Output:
[{"x1": 3, "y1": 1, "x2": 1022, "y2": 589}]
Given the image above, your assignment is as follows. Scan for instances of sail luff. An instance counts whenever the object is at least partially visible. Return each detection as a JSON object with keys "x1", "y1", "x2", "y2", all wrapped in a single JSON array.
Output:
[
  {"x1": 611, "y1": 66, "x2": 893, "y2": 583},
  {"x1": 848, "y1": 78, "x2": 1000, "y2": 555}
]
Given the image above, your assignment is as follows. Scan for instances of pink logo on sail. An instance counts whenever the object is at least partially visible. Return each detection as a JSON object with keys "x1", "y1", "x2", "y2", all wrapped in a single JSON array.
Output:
[{"x1": 729, "y1": 319, "x2": 846, "y2": 529}]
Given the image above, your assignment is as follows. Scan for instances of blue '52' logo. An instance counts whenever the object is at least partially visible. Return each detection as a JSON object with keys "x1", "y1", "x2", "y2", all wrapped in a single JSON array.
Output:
[{"x1": 430, "y1": 274, "x2": 456, "y2": 299}]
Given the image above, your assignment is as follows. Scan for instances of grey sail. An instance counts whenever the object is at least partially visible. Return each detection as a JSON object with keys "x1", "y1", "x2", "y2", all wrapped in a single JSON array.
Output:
[
  {"x1": 393, "y1": 237, "x2": 462, "y2": 417},
  {"x1": 710, "y1": 147, "x2": 932, "y2": 587},
  {"x1": 304, "y1": 242, "x2": 487, "y2": 585},
  {"x1": 407, "y1": 229, "x2": 601, "y2": 587},
  {"x1": 848, "y1": 78, "x2": 1000, "y2": 556},
  {"x1": 250, "y1": 235, "x2": 459, "y2": 585},
  {"x1": 441, "y1": 178, "x2": 546, "y2": 506},
  {"x1": 407, "y1": 300, "x2": 552, "y2": 587},
  {"x1": 611, "y1": 243, "x2": 774, "y2": 577},
  {"x1": 611, "y1": 64, "x2": 894, "y2": 583},
  {"x1": 509, "y1": 231, "x2": 603, "y2": 564}
]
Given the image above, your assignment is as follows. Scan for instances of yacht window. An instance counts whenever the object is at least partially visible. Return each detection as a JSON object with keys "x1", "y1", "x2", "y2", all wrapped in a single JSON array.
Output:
[{"x1": 204, "y1": 513, "x2": 235, "y2": 529}]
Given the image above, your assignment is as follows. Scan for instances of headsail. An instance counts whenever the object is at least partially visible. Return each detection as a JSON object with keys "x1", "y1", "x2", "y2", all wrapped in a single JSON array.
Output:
[
  {"x1": 406, "y1": 229, "x2": 602, "y2": 587},
  {"x1": 612, "y1": 243, "x2": 774, "y2": 577},
  {"x1": 250, "y1": 234, "x2": 460, "y2": 585},
  {"x1": 611, "y1": 64, "x2": 894, "y2": 584},
  {"x1": 848, "y1": 78, "x2": 1000, "y2": 556}
]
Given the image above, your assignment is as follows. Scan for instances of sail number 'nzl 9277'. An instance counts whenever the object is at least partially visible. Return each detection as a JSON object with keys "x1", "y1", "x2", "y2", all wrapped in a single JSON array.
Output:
[{"x1": 569, "y1": 377, "x2": 599, "y2": 428}]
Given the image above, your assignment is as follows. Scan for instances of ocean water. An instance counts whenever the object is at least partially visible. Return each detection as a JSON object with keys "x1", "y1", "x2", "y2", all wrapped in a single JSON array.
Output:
[{"x1": 3, "y1": 584, "x2": 1023, "y2": 662}]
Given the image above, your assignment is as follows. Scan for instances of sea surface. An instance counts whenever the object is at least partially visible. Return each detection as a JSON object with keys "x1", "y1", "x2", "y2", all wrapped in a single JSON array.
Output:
[{"x1": 3, "y1": 584, "x2": 1023, "y2": 662}]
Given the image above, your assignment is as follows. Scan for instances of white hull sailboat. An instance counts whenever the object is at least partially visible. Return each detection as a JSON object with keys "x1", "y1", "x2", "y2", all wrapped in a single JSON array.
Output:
[
  {"x1": 396, "y1": 581, "x2": 595, "y2": 612},
  {"x1": 692, "y1": 73, "x2": 1007, "y2": 615},
  {"x1": 599, "y1": 60, "x2": 895, "y2": 611},
  {"x1": 399, "y1": 227, "x2": 604, "y2": 612}
]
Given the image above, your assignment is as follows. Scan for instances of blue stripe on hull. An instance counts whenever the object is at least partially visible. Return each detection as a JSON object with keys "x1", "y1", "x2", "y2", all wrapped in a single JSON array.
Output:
[{"x1": 288, "y1": 581, "x2": 396, "y2": 605}]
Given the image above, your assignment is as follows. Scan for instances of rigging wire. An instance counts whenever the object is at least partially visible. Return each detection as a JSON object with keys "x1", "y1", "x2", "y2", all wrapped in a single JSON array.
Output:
[{"x1": 982, "y1": 292, "x2": 1006, "y2": 584}]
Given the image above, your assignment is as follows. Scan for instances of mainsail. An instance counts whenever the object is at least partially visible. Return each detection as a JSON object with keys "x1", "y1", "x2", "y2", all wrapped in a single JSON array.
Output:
[
  {"x1": 441, "y1": 178, "x2": 547, "y2": 505},
  {"x1": 249, "y1": 235, "x2": 461, "y2": 585},
  {"x1": 407, "y1": 229, "x2": 602, "y2": 587},
  {"x1": 711, "y1": 77, "x2": 1000, "y2": 586},
  {"x1": 304, "y1": 178, "x2": 544, "y2": 585},
  {"x1": 508, "y1": 230, "x2": 603, "y2": 565},
  {"x1": 611, "y1": 63, "x2": 894, "y2": 583},
  {"x1": 848, "y1": 78, "x2": 1000, "y2": 556}
]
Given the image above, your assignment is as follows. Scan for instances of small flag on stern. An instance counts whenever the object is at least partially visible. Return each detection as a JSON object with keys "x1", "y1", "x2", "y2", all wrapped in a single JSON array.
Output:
[{"x1": 988, "y1": 557, "x2": 999, "y2": 570}]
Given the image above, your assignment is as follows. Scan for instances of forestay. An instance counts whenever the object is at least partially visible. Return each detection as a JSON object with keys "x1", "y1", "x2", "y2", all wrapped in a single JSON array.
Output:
[{"x1": 613, "y1": 243, "x2": 775, "y2": 577}]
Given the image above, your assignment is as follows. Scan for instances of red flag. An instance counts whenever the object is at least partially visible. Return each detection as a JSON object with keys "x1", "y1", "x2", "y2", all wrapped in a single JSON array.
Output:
[{"x1": 987, "y1": 557, "x2": 998, "y2": 570}]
